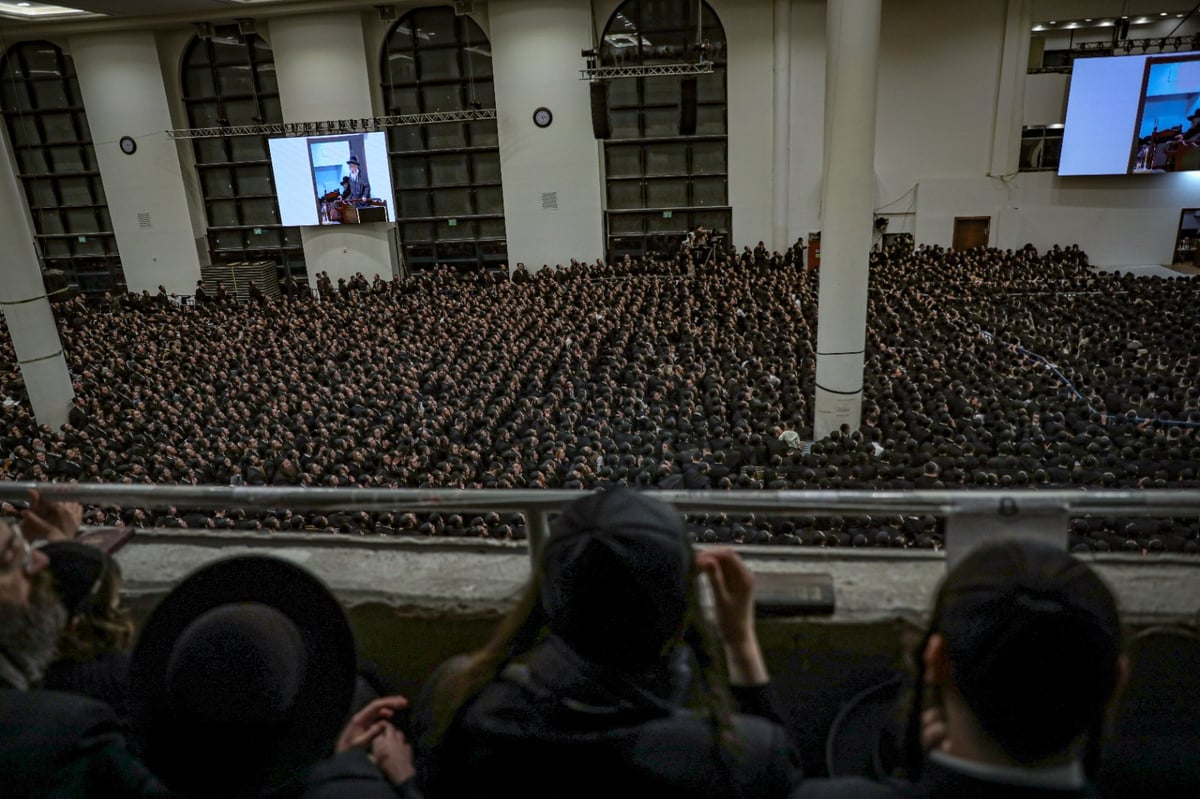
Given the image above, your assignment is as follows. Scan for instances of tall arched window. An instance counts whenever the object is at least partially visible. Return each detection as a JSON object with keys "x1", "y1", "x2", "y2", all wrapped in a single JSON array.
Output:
[
  {"x1": 1, "y1": 41, "x2": 123, "y2": 293},
  {"x1": 600, "y1": 1, "x2": 729, "y2": 261},
  {"x1": 381, "y1": 8, "x2": 507, "y2": 271},
  {"x1": 182, "y1": 29, "x2": 303, "y2": 277}
]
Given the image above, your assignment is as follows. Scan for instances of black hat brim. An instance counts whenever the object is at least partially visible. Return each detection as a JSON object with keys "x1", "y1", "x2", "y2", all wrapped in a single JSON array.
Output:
[{"x1": 129, "y1": 555, "x2": 357, "y2": 796}]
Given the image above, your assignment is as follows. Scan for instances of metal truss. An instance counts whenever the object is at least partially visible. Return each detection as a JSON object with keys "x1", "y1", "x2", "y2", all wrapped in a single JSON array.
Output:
[
  {"x1": 579, "y1": 62, "x2": 715, "y2": 81},
  {"x1": 1076, "y1": 34, "x2": 1200, "y2": 55},
  {"x1": 166, "y1": 108, "x2": 498, "y2": 140}
]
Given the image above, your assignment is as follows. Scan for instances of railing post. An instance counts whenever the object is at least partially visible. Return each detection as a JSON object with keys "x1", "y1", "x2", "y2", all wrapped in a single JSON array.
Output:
[
  {"x1": 945, "y1": 495, "x2": 1070, "y2": 569},
  {"x1": 526, "y1": 508, "x2": 551, "y2": 566}
]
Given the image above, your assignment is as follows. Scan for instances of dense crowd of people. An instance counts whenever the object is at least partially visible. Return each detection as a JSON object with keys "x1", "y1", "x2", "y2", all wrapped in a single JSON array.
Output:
[{"x1": 1, "y1": 242, "x2": 1198, "y2": 550}]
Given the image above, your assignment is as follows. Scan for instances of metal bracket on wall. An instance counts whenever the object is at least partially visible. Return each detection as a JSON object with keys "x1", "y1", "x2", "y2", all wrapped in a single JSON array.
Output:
[{"x1": 944, "y1": 495, "x2": 1070, "y2": 569}]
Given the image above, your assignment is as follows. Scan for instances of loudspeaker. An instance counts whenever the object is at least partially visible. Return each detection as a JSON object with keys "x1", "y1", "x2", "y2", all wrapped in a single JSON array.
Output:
[
  {"x1": 680, "y1": 77, "x2": 698, "y2": 136},
  {"x1": 590, "y1": 81, "x2": 611, "y2": 140}
]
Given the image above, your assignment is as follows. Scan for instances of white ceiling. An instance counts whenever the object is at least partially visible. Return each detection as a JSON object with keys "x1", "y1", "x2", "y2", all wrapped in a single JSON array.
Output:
[
  {"x1": 48, "y1": 0, "x2": 267, "y2": 13},
  {"x1": 1033, "y1": 1, "x2": 1198, "y2": 21},
  {"x1": 0, "y1": 0, "x2": 298, "y2": 23}
]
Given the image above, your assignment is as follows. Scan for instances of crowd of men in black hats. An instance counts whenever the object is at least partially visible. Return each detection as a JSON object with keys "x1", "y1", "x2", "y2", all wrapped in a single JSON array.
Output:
[{"x1": 0, "y1": 241, "x2": 1197, "y2": 551}]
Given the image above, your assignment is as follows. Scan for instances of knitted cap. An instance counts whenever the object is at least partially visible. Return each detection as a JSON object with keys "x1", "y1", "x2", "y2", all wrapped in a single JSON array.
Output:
[
  {"x1": 935, "y1": 539, "x2": 1122, "y2": 762},
  {"x1": 541, "y1": 488, "x2": 691, "y2": 669},
  {"x1": 43, "y1": 541, "x2": 107, "y2": 616}
]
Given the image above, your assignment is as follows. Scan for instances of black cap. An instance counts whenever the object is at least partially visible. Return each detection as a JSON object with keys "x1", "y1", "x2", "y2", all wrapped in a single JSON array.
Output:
[
  {"x1": 541, "y1": 488, "x2": 690, "y2": 669},
  {"x1": 934, "y1": 539, "x2": 1122, "y2": 763},
  {"x1": 43, "y1": 541, "x2": 107, "y2": 616}
]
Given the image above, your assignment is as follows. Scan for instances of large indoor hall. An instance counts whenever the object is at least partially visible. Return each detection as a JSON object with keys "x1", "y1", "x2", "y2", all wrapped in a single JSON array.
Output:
[{"x1": 0, "y1": 1, "x2": 1198, "y2": 798}]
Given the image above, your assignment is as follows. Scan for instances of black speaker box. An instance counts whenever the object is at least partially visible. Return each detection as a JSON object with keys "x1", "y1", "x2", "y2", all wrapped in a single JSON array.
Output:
[
  {"x1": 680, "y1": 77, "x2": 698, "y2": 136},
  {"x1": 590, "y1": 81, "x2": 611, "y2": 140}
]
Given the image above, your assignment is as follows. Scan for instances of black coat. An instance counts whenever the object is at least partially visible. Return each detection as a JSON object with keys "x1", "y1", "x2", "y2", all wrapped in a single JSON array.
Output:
[
  {"x1": 794, "y1": 758, "x2": 1099, "y2": 799},
  {"x1": 0, "y1": 686, "x2": 168, "y2": 798},
  {"x1": 418, "y1": 637, "x2": 800, "y2": 799},
  {"x1": 41, "y1": 651, "x2": 131, "y2": 724}
]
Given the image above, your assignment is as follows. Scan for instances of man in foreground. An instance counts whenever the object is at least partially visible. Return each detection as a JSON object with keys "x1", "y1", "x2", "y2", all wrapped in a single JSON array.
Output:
[
  {"x1": 0, "y1": 501, "x2": 167, "y2": 797},
  {"x1": 797, "y1": 538, "x2": 1125, "y2": 798}
]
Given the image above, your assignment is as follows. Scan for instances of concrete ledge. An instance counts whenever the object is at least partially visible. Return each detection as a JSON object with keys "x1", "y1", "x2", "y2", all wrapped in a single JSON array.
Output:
[
  {"x1": 116, "y1": 532, "x2": 1200, "y2": 626},
  {"x1": 113, "y1": 532, "x2": 1200, "y2": 779}
]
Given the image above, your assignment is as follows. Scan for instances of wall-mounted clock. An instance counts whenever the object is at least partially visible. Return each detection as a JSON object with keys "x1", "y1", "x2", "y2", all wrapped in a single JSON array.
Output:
[
  {"x1": 119, "y1": 136, "x2": 137, "y2": 155},
  {"x1": 533, "y1": 107, "x2": 553, "y2": 128}
]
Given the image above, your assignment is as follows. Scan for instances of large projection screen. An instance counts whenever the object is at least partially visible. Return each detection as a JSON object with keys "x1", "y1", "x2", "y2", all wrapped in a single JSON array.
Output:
[
  {"x1": 269, "y1": 132, "x2": 396, "y2": 226},
  {"x1": 1060, "y1": 53, "x2": 1200, "y2": 176}
]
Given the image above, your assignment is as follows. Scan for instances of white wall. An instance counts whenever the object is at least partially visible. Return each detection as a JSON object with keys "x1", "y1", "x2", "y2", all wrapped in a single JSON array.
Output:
[
  {"x1": 1025, "y1": 72, "x2": 1069, "y2": 125},
  {"x1": 68, "y1": 30, "x2": 203, "y2": 294},
  {"x1": 877, "y1": 0, "x2": 1008, "y2": 198},
  {"x1": 270, "y1": 11, "x2": 396, "y2": 283},
  {"x1": 788, "y1": 0, "x2": 827, "y2": 240},
  {"x1": 489, "y1": 0, "x2": 605, "y2": 270},
  {"x1": 718, "y1": 0, "x2": 776, "y2": 249},
  {"x1": 914, "y1": 171, "x2": 1200, "y2": 265}
]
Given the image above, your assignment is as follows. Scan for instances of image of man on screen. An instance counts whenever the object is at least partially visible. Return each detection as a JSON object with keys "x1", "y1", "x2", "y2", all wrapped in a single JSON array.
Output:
[
  {"x1": 1177, "y1": 110, "x2": 1200, "y2": 143},
  {"x1": 343, "y1": 155, "x2": 370, "y2": 202}
]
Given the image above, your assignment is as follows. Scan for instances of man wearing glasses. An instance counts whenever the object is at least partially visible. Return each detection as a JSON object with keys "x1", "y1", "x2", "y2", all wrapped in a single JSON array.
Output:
[{"x1": 0, "y1": 496, "x2": 166, "y2": 798}]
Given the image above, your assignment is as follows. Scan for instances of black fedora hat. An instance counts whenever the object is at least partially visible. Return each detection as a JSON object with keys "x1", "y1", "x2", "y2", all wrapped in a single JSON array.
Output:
[
  {"x1": 347, "y1": 155, "x2": 361, "y2": 167},
  {"x1": 129, "y1": 555, "x2": 356, "y2": 798}
]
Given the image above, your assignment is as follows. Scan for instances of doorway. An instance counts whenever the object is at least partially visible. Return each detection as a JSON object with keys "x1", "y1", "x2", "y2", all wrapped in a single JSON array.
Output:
[
  {"x1": 1173, "y1": 209, "x2": 1199, "y2": 267},
  {"x1": 952, "y1": 217, "x2": 991, "y2": 251}
]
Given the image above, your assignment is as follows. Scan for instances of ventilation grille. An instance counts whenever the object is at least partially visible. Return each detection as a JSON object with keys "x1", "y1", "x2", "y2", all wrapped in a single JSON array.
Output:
[
  {"x1": 137, "y1": 212, "x2": 152, "y2": 229},
  {"x1": 542, "y1": 192, "x2": 558, "y2": 210}
]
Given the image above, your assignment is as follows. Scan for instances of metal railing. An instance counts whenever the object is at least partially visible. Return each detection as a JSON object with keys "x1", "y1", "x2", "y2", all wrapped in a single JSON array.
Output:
[{"x1": 4, "y1": 483, "x2": 1199, "y2": 567}]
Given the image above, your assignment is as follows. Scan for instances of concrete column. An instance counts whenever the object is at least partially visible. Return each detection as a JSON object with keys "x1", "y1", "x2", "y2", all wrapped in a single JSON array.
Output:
[
  {"x1": 772, "y1": 0, "x2": 792, "y2": 253},
  {"x1": 813, "y1": 0, "x2": 881, "y2": 440},
  {"x1": 0, "y1": 124, "x2": 74, "y2": 429},
  {"x1": 69, "y1": 31, "x2": 203, "y2": 295},
  {"x1": 269, "y1": 12, "x2": 396, "y2": 285},
  {"x1": 489, "y1": 0, "x2": 604, "y2": 270},
  {"x1": 989, "y1": 0, "x2": 1033, "y2": 177}
]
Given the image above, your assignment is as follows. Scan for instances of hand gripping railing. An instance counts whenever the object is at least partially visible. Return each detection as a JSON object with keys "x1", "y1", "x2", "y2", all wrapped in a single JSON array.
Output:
[{"x1": 3, "y1": 483, "x2": 1200, "y2": 567}]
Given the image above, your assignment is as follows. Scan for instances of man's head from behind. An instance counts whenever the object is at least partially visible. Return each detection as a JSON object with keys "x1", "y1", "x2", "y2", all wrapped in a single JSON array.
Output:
[
  {"x1": 920, "y1": 539, "x2": 1123, "y2": 765},
  {"x1": 0, "y1": 521, "x2": 68, "y2": 688}
]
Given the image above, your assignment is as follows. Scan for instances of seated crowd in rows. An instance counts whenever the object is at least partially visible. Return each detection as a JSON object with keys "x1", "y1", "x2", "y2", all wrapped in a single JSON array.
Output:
[
  {"x1": 1, "y1": 242, "x2": 1198, "y2": 551},
  {"x1": 2, "y1": 489, "x2": 1143, "y2": 798}
]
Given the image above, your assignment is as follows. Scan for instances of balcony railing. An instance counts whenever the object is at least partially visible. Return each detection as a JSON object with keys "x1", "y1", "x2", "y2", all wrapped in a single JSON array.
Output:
[{"x1": 4, "y1": 483, "x2": 1199, "y2": 568}]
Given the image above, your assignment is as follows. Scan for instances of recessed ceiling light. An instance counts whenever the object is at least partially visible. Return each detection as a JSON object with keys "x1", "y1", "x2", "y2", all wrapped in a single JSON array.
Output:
[
  {"x1": 1085, "y1": 18, "x2": 1092, "y2": 22},
  {"x1": 1160, "y1": 11, "x2": 1168, "y2": 15},
  {"x1": 17, "y1": 1, "x2": 32, "y2": 6}
]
